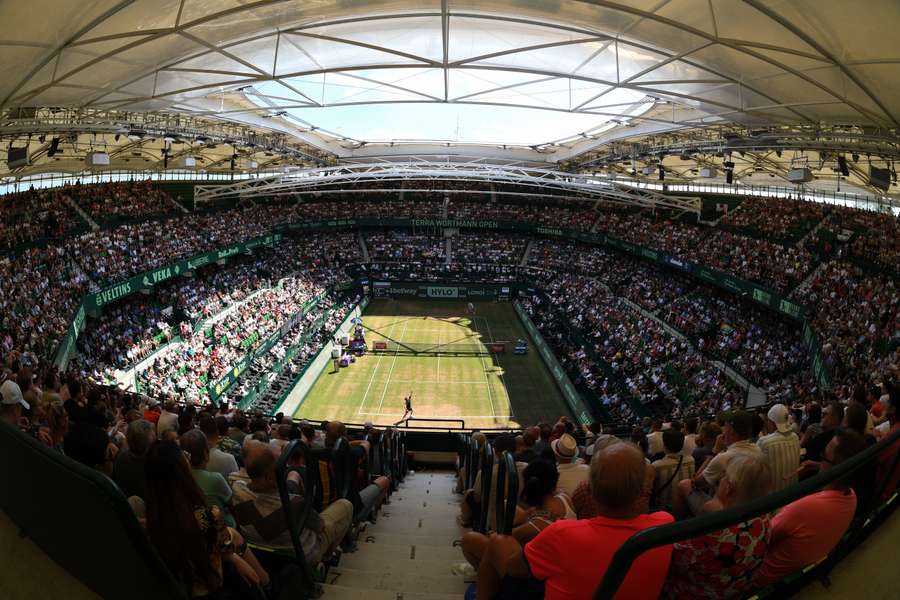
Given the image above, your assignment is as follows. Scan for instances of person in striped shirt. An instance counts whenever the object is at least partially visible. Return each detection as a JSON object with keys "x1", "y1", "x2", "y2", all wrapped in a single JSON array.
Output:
[
  {"x1": 651, "y1": 430, "x2": 696, "y2": 511},
  {"x1": 757, "y1": 404, "x2": 801, "y2": 492}
]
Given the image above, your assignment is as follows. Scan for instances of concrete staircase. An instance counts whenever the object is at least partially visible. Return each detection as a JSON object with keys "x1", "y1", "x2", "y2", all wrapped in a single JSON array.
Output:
[
  {"x1": 169, "y1": 195, "x2": 191, "y2": 214},
  {"x1": 619, "y1": 294, "x2": 768, "y2": 404},
  {"x1": 519, "y1": 239, "x2": 534, "y2": 267},
  {"x1": 445, "y1": 238, "x2": 453, "y2": 266},
  {"x1": 63, "y1": 195, "x2": 99, "y2": 230},
  {"x1": 358, "y1": 233, "x2": 371, "y2": 263},
  {"x1": 795, "y1": 212, "x2": 832, "y2": 249},
  {"x1": 320, "y1": 471, "x2": 469, "y2": 600},
  {"x1": 791, "y1": 259, "x2": 831, "y2": 298}
]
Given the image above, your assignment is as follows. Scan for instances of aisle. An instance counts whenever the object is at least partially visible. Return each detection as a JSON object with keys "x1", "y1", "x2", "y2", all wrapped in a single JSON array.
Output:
[{"x1": 320, "y1": 471, "x2": 470, "y2": 600}]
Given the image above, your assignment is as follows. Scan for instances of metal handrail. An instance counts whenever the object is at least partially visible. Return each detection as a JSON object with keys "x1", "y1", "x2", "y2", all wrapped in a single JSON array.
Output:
[
  {"x1": 593, "y1": 428, "x2": 900, "y2": 600},
  {"x1": 275, "y1": 439, "x2": 319, "y2": 595},
  {"x1": 330, "y1": 436, "x2": 354, "y2": 501},
  {"x1": 476, "y1": 441, "x2": 494, "y2": 534},
  {"x1": 393, "y1": 416, "x2": 467, "y2": 429},
  {"x1": 495, "y1": 451, "x2": 520, "y2": 535},
  {"x1": 467, "y1": 437, "x2": 481, "y2": 490}
]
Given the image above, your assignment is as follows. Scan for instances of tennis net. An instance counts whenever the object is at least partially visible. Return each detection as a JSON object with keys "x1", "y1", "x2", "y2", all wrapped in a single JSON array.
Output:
[{"x1": 372, "y1": 340, "x2": 506, "y2": 356}]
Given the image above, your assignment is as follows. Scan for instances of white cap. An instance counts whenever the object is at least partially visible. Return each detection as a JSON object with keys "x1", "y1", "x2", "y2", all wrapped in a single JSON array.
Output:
[
  {"x1": 767, "y1": 403, "x2": 791, "y2": 433},
  {"x1": 1, "y1": 380, "x2": 29, "y2": 410}
]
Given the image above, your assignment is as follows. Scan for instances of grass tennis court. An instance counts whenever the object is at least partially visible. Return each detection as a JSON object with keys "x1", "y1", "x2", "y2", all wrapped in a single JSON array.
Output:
[{"x1": 295, "y1": 298, "x2": 570, "y2": 429}]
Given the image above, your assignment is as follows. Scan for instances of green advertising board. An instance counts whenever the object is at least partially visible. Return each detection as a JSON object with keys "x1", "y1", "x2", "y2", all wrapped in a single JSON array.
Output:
[
  {"x1": 54, "y1": 213, "x2": 831, "y2": 393},
  {"x1": 206, "y1": 293, "x2": 323, "y2": 404},
  {"x1": 54, "y1": 304, "x2": 86, "y2": 370},
  {"x1": 370, "y1": 281, "x2": 511, "y2": 300},
  {"x1": 513, "y1": 302, "x2": 592, "y2": 424},
  {"x1": 84, "y1": 233, "x2": 280, "y2": 311},
  {"x1": 426, "y1": 286, "x2": 459, "y2": 298}
]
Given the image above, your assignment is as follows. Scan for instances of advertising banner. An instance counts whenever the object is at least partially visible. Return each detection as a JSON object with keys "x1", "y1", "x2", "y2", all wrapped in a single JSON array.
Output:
[
  {"x1": 84, "y1": 234, "x2": 278, "y2": 311},
  {"x1": 513, "y1": 302, "x2": 592, "y2": 425}
]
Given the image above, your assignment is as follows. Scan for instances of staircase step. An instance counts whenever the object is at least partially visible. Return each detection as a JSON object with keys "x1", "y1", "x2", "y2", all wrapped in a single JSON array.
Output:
[
  {"x1": 364, "y1": 517, "x2": 467, "y2": 537},
  {"x1": 328, "y1": 567, "x2": 468, "y2": 594},
  {"x1": 350, "y1": 542, "x2": 462, "y2": 562},
  {"x1": 357, "y1": 531, "x2": 464, "y2": 548},
  {"x1": 319, "y1": 583, "x2": 463, "y2": 600},
  {"x1": 338, "y1": 551, "x2": 453, "y2": 573}
]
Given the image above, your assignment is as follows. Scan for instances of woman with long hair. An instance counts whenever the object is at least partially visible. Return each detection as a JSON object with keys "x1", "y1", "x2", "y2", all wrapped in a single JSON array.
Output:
[
  {"x1": 144, "y1": 440, "x2": 268, "y2": 598},
  {"x1": 457, "y1": 459, "x2": 575, "y2": 574}
]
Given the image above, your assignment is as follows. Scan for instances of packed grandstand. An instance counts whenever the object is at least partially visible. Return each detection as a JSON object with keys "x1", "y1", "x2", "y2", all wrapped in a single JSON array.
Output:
[
  {"x1": 1, "y1": 176, "x2": 898, "y2": 600},
  {"x1": 2, "y1": 1, "x2": 900, "y2": 599}
]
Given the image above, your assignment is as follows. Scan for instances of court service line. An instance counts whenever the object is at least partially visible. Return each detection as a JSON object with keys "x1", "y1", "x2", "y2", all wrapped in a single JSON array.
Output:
[
  {"x1": 356, "y1": 315, "x2": 402, "y2": 416},
  {"x1": 478, "y1": 315, "x2": 496, "y2": 344},
  {"x1": 359, "y1": 411, "x2": 513, "y2": 419},
  {"x1": 374, "y1": 318, "x2": 411, "y2": 416},
  {"x1": 436, "y1": 319, "x2": 442, "y2": 384},
  {"x1": 472, "y1": 318, "x2": 496, "y2": 419},
  {"x1": 387, "y1": 379, "x2": 486, "y2": 384}
]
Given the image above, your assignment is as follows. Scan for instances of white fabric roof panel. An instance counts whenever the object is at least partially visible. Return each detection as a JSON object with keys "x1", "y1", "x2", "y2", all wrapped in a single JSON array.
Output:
[{"x1": 1, "y1": 0, "x2": 898, "y2": 152}]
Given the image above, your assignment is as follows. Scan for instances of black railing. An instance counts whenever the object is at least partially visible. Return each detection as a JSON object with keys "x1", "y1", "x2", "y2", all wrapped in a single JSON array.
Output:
[
  {"x1": 593, "y1": 428, "x2": 900, "y2": 600},
  {"x1": 275, "y1": 439, "x2": 319, "y2": 597},
  {"x1": 476, "y1": 441, "x2": 494, "y2": 534},
  {"x1": 494, "y1": 451, "x2": 519, "y2": 535}
]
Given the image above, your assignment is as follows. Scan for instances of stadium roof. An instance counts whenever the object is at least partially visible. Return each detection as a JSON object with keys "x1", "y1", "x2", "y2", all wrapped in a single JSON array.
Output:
[{"x1": 1, "y1": 1, "x2": 900, "y2": 196}]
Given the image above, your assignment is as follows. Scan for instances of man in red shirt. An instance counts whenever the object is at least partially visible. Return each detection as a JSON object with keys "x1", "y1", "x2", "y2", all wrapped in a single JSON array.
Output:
[
  {"x1": 142, "y1": 399, "x2": 161, "y2": 426},
  {"x1": 754, "y1": 427, "x2": 868, "y2": 587},
  {"x1": 473, "y1": 443, "x2": 673, "y2": 600}
]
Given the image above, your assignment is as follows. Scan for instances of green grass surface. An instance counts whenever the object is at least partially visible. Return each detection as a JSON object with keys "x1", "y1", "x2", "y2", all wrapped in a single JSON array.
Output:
[{"x1": 295, "y1": 298, "x2": 570, "y2": 429}]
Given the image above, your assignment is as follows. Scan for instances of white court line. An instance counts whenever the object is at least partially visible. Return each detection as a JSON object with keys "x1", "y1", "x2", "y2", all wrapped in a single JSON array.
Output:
[
  {"x1": 386, "y1": 379, "x2": 488, "y2": 384},
  {"x1": 436, "y1": 317, "x2": 441, "y2": 384},
  {"x1": 374, "y1": 318, "x2": 410, "y2": 416},
  {"x1": 477, "y1": 315, "x2": 496, "y2": 344},
  {"x1": 356, "y1": 315, "x2": 402, "y2": 415},
  {"x1": 472, "y1": 317, "x2": 497, "y2": 419},
  {"x1": 358, "y1": 411, "x2": 513, "y2": 418}
]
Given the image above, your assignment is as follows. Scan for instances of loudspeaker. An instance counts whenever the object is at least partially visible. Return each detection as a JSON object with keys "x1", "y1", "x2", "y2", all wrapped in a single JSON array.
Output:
[
  {"x1": 47, "y1": 137, "x2": 60, "y2": 157},
  {"x1": 869, "y1": 166, "x2": 891, "y2": 191},
  {"x1": 7, "y1": 146, "x2": 29, "y2": 169},
  {"x1": 725, "y1": 169, "x2": 734, "y2": 184},
  {"x1": 837, "y1": 155, "x2": 849, "y2": 176},
  {"x1": 85, "y1": 151, "x2": 110, "y2": 167},
  {"x1": 786, "y1": 168, "x2": 813, "y2": 184},
  {"x1": 658, "y1": 166, "x2": 665, "y2": 181}
]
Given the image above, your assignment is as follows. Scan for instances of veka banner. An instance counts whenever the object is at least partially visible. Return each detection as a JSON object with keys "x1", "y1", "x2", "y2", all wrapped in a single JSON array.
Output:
[{"x1": 84, "y1": 234, "x2": 280, "y2": 311}]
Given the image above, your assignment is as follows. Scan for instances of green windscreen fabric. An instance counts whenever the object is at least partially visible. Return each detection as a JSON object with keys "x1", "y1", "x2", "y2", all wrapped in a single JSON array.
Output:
[{"x1": 0, "y1": 420, "x2": 186, "y2": 600}]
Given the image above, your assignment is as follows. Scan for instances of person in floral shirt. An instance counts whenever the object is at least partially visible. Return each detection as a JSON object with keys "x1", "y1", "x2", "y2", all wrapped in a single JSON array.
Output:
[{"x1": 663, "y1": 454, "x2": 773, "y2": 600}]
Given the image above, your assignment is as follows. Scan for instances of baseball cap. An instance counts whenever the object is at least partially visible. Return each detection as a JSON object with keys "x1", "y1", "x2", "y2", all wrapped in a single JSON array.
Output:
[
  {"x1": 767, "y1": 404, "x2": 792, "y2": 433},
  {"x1": 551, "y1": 433, "x2": 578, "y2": 460},
  {"x1": 1, "y1": 380, "x2": 29, "y2": 410}
]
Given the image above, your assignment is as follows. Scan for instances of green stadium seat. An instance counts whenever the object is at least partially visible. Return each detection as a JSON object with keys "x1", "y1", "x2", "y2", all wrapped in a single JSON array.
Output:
[{"x1": 0, "y1": 420, "x2": 186, "y2": 600}]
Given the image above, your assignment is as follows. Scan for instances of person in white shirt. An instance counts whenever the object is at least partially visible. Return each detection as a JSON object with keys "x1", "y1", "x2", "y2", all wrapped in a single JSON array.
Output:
[
  {"x1": 551, "y1": 433, "x2": 589, "y2": 497},
  {"x1": 672, "y1": 410, "x2": 763, "y2": 518},
  {"x1": 682, "y1": 418, "x2": 699, "y2": 458},
  {"x1": 156, "y1": 400, "x2": 179, "y2": 438},
  {"x1": 199, "y1": 414, "x2": 238, "y2": 478},
  {"x1": 646, "y1": 419, "x2": 665, "y2": 457},
  {"x1": 757, "y1": 404, "x2": 801, "y2": 492}
]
